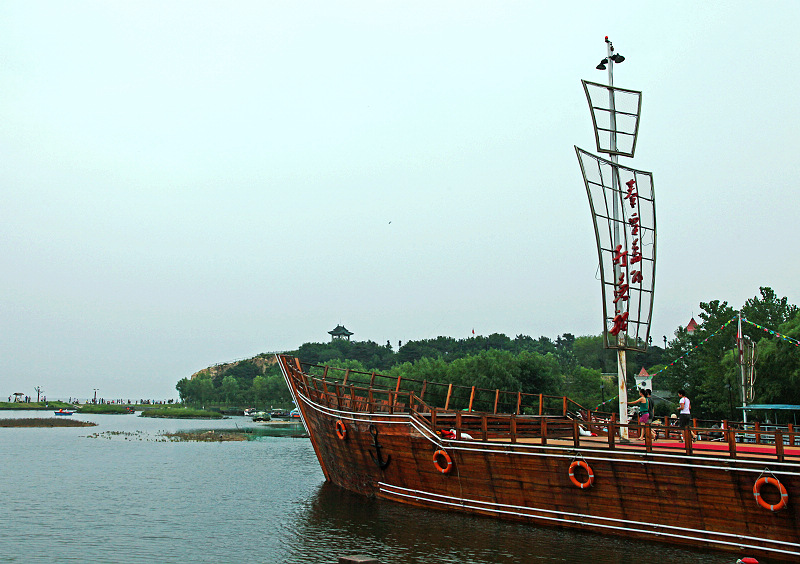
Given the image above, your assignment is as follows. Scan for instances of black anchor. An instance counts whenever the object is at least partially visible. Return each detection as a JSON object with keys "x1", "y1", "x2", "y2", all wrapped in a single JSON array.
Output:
[{"x1": 368, "y1": 424, "x2": 391, "y2": 470}]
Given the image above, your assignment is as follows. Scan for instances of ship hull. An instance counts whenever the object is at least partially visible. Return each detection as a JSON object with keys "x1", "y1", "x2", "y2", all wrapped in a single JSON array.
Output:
[{"x1": 279, "y1": 355, "x2": 800, "y2": 561}]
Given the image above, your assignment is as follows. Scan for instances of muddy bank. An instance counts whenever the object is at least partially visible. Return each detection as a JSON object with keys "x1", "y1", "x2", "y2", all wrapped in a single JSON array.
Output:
[
  {"x1": 162, "y1": 430, "x2": 248, "y2": 442},
  {"x1": 0, "y1": 418, "x2": 97, "y2": 428}
]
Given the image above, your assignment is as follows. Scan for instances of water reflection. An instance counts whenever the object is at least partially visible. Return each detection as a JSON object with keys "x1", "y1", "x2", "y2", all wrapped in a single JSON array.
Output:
[{"x1": 286, "y1": 483, "x2": 734, "y2": 564}]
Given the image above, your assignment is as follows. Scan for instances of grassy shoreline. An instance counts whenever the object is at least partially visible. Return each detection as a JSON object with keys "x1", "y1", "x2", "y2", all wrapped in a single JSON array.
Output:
[
  {"x1": 0, "y1": 418, "x2": 97, "y2": 428},
  {"x1": 139, "y1": 406, "x2": 224, "y2": 419},
  {"x1": 0, "y1": 401, "x2": 74, "y2": 410}
]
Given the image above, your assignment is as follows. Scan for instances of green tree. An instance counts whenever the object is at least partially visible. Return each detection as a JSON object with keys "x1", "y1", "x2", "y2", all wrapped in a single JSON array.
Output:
[
  {"x1": 251, "y1": 375, "x2": 269, "y2": 408},
  {"x1": 220, "y1": 375, "x2": 240, "y2": 404}
]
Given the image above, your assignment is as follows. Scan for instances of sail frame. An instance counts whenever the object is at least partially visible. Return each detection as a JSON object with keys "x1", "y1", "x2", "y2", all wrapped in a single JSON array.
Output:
[
  {"x1": 581, "y1": 80, "x2": 642, "y2": 158},
  {"x1": 575, "y1": 146, "x2": 656, "y2": 351}
]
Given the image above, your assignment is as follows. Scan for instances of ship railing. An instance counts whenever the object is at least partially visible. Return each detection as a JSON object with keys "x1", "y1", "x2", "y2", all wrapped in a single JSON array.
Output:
[
  {"x1": 294, "y1": 359, "x2": 588, "y2": 418},
  {"x1": 280, "y1": 357, "x2": 800, "y2": 461},
  {"x1": 408, "y1": 394, "x2": 583, "y2": 443},
  {"x1": 581, "y1": 415, "x2": 800, "y2": 461}
]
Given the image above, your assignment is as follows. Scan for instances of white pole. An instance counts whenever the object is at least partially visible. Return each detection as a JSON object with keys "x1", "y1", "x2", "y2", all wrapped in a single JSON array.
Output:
[
  {"x1": 738, "y1": 312, "x2": 748, "y2": 424},
  {"x1": 607, "y1": 38, "x2": 629, "y2": 440}
]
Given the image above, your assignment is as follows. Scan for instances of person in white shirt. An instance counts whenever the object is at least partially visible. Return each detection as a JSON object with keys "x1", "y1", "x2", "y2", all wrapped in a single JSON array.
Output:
[{"x1": 677, "y1": 389, "x2": 695, "y2": 441}]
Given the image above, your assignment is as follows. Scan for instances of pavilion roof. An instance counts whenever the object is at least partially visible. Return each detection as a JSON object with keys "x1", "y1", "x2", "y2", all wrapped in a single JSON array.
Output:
[{"x1": 328, "y1": 324, "x2": 353, "y2": 336}]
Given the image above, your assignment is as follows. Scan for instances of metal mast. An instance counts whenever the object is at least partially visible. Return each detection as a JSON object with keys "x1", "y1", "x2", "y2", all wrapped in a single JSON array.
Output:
[
  {"x1": 604, "y1": 38, "x2": 629, "y2": 438},
  {"x1": 576, "y1": 37, "x2": 656, "y2": 443}
]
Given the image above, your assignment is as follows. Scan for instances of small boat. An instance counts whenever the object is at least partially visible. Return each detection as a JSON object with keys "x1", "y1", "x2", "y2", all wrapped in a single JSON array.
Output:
[
  {"x1": 252, "y1": 411, "x2": 271, "y2": 422},
  {"x1": 243, "y1": 408, "x2": 256, "y2": 417},
  {"x1": 53, "y1": 409, "x2": 75, "y2": 416},
  {"x1": 270, "y1": 408, "x2": 290, "y2": 419}
]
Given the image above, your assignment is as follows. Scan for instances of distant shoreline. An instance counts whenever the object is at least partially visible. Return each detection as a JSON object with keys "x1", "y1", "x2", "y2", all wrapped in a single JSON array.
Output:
[{"x1": 0, "y1": 418, "x2": 97, "y2": 428}]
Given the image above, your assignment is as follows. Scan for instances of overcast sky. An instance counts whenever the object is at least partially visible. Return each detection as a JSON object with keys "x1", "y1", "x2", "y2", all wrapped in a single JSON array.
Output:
[{"x1": 2, "y1": 1, "x2": 798, "y2": 400}]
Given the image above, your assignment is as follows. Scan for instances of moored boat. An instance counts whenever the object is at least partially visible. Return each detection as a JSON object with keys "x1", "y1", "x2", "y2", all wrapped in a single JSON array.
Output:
[
  {"x1": 53, "y1": 409, "x2": 75, "y2": 416},
  {"x1": 277, "y1": 354, "x2": 800, "y2": 561}
]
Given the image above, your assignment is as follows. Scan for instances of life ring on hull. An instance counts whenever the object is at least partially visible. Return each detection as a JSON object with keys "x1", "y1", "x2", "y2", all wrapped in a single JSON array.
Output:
[
  {"x1": 335, "y1": 419, "x2": 347, "y2": 440},
  {"x1": 753, "y1": 476, "x2": 788, "y2": 511},
  {"x1": 568, "y1": 460, "x2": 595, "y2": 489},
  {"x1": 433, "y1": 449, "x2": 453, "y2": 474}
]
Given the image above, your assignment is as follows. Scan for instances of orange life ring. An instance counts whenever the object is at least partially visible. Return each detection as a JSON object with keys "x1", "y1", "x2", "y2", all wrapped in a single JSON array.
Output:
[
  {"x1": 753, "y1": 476, "x2": 788, "y2": 511},
  {"x1": 432, "y1": 449, "x2": 453, "y2": 474},
  {"x1": 335, "y1": 419, "x2": 347, "y2": 440},
  {"x1": 568, "y1": 460, "x2": 595, "y2": 489}
]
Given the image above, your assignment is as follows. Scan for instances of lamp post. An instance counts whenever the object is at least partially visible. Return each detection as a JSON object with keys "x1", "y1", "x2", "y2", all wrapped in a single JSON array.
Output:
[{"x1": 93, "y1": 388, "x2": 99, "y2": 404}]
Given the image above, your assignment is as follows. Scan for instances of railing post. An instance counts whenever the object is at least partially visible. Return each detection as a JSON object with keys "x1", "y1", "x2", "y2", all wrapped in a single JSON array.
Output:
[
  {"x1": 516, "y1": 392, "x2": 522, "y2": 415},
  {"x1": 368, "y1": 390, "x2": 374, "y2": 414},
  {"x1": 789, "y1": 423, "x2": 795, "y2": 446},
  {"x1": 776, "y1": 430, "x2": 785, "y2": 462},
  {"x1": 420, "y1": 380, "x2": 427, "y2": 401},
  {"x1": 510, "y1": 414, "x2": 517, "y2": 443},
  {"x1": 538, "y1": 394, "x2": 543, "y2": 416},
  {"x1": 335, "y1": 384, "x2": 342, "y2": 409},
  {"x1": 541, "y1": 417, "x2": 548, "y2": 446},
  {"x1": 493, "y1": 389, "x2": 500, "y2": 415},
  {"x1": 684, "y1": 428, "x2": 693, "y2": 455},
  {"x1": 481, "y1": 414, "x2": 488, "y2": 442},
  {"x1": 563, "y1": 396, "x2": 567, "y2": 416},
  {"x1": 342, "y1": 368, "x2": 350, "y2": 385},
  {"x1": 455, "y1": 412, "x2": 462, "y2": 440},
  {"x1": 755, "y1": 421, "x2": 761, "y2": 445},
  {"x1": 573, "y1": 419, "x2": 580, "y2": 448},
  {"x1": 445, "y1": 384, "x2": 453, "y2": 411},
  {"x1": 322, "y1": 380, "x2": 330, "y2": 406},
  {"x1": 645, "y1": 423, "x2": 652, "y2": 453},
  {"x1": 408, "y1": 390, "x2": 416, "y2": 414},
  {"x1": 431, "y1": 406, "x2": 437, "y2": 431},
  {"x1": 727, "y1": 426, "x2": 737, "y2": 458},
  {"x1": 468, "y1": 386, "x2": 475, "y2": 412}
]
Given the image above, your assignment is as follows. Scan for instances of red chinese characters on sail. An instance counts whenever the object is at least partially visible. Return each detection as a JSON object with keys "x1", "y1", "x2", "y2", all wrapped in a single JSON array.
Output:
[
  {"x1": 628, "y1": 213, "x2": 639, "y2": 235},
  {"x1": 613, "y1": 244, "x2": 628, "y2": 267},
  {"x1": 630, "y1": 237, "x2": 642, "y2": 265},
  {"x1": 624, "y1": 179, "x2": 638, "y2": 208},
  {"x1": 608, "y1": 178, "x2": 647, "y2": 339},
  {"x1": 609, "y1": 311, "x2": 629, "y2": 336}
]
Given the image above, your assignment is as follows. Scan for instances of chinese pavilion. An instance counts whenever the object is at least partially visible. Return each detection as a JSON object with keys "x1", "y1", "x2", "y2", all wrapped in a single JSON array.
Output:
[{"x1": 328, "y1": 324, "x2": 353, "y2": 342}]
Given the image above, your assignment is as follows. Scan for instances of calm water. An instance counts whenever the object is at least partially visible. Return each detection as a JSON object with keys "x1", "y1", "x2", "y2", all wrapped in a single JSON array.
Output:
[{"x1": 0, "y1": 411, "x2": 747, "y2": 563}]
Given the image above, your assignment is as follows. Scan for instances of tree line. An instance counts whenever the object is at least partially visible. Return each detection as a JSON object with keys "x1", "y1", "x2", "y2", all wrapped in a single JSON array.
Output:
[{"x1": 175, "y1": 287, "x2": 799, "y2": 422}]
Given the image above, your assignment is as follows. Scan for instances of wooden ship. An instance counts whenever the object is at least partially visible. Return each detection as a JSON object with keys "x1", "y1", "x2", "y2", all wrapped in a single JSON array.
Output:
[
  {"x1": 278, "y1": 354, "x2": 800, "y2": 560},
  {"x1": 278, "y1": 38, "x2": 800, "y2": 560}
]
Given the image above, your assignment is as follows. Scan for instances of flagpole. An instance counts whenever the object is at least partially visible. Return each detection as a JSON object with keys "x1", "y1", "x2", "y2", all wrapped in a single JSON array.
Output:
[{"x1": 738, "y1": 311, "x2": 748, "y2": 423}]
